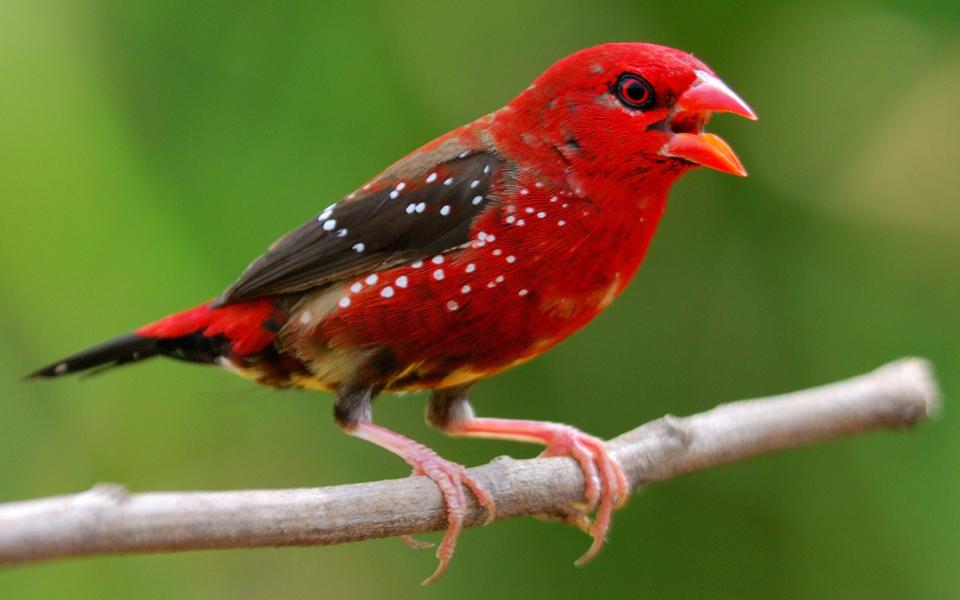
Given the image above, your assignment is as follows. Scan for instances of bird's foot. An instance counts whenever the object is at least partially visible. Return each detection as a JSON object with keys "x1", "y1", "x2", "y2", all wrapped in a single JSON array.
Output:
[
  {"x1": 446, "y1": 417, "x2": 630, "y2": 564},
  {"x1": 403, "y1": 442, "x2": 496, "y2": 584},
  {"x1": 348, "y1": 422, "x2": 495, "y2": 584},
  {"x1": 537, "y1": 424, "x2": 630, "y2": 565}
]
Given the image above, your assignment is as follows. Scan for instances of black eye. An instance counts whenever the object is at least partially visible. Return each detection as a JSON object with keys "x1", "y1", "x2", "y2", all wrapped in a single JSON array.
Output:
[{"x1": 613, "y1": 73, "x2": 655, "y2": 111}]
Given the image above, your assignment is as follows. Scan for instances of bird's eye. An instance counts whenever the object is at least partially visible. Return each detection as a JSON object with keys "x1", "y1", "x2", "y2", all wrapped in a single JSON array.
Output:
[{"x1": 613, "y1": 73, "x2": 655, "y2": 111}]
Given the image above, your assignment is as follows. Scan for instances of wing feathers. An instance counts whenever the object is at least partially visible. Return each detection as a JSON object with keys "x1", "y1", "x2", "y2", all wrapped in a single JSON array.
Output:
[{"x1": 218, "y1": 152, "x2": 505, "y2": 305}]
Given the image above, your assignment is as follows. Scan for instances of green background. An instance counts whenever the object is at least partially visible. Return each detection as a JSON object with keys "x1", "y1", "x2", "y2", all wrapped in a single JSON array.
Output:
[{"x1": 2, "y1": 1, "x2": 958, "y2": 598}]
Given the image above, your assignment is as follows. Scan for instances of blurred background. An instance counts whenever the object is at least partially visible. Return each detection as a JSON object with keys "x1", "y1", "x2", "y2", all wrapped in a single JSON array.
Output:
[{"x1": 1, "y1": 0, "x2": 958, "y2": 598}]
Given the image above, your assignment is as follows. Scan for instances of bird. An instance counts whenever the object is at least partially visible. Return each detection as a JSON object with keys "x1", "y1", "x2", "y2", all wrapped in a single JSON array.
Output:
[{"x1": 28, "y1": 42, "x2": 755, "y2": 583}]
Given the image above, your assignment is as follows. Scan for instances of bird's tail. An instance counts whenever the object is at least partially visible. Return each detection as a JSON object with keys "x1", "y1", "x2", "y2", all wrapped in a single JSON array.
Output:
[
  {"x1": 26, "y1": 299, "x2": 284, "y2": 379},
  {"x1": 27, "y1": 333, "x2": 168, "y2": 378}
]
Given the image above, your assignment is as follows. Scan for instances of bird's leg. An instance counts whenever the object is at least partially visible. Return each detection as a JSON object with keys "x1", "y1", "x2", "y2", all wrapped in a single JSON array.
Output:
[
  {"x1": 335, "y1": 386, "x2": 495, "y2": 585},
  {"x1": 428, "y1": 386, "x2": 630, "y2": 565}
]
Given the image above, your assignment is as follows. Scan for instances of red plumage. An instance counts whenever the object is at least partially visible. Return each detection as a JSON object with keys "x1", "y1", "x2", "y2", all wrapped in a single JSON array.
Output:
[
  {"x1": 136, "y1": 299, "x2": 282, "y2": 357},
  {"x1": 30, "y1": 42, "x2": 755, "y2": 582}
]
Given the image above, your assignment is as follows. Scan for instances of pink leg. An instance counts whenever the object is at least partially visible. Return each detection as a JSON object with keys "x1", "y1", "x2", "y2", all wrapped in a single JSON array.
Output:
[
  {"x1": 444, "y1": 418, "x2": 629, "y2": 565},
  {"x1": 349, "y1": 422, "x2": 496, "y2": 584}
]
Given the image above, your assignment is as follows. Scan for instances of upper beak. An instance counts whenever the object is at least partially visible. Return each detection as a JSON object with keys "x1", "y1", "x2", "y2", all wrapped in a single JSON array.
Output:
[{"x1": 661, "y1": 70, "x2": 756, "y2": 177}]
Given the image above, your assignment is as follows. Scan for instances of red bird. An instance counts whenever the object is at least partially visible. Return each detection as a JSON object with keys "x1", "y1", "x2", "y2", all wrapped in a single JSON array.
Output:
[{"x1": 30, "y1": 42, "x2": 755, "y2": 582}]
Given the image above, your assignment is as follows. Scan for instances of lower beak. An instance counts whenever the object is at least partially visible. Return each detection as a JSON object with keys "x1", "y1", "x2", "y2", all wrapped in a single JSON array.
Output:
[
  {"x1": 660, "y1": 70, "x2": 755, "y2": 177},
  {"x1": 663, "y1": 132, "x2": 748, "y2": 177}
]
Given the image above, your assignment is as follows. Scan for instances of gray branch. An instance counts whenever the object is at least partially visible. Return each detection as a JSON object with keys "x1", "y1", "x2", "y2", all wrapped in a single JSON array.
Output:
[{"x1": 0, "y1": 358, "x2": 939, "y2": 567}]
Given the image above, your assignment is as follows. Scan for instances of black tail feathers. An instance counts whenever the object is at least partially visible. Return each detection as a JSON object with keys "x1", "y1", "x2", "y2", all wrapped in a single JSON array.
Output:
[
  {"x1": 26, "y1": 334, "x2": 163, "y2": 379},
  {"x1": 26, "y1": 332, "x2": 229, "y2": 380}
]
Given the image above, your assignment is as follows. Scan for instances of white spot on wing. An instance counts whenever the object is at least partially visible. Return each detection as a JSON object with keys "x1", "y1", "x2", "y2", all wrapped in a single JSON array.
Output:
[
  {"x1": 322, "y1": 219, "x2": 337, "y2": 231},
  {"x1": 352, "y1": 243, "x2": 365, "y2": 252},
  {"x1": 381, "y1": 286, "x2": 395, "y2": 298},
  {"x1": 433, "y1": 269, "x2": 445, "y2": 280},
  {"x1": 426, "y1": 172, "x2": 438, "y2": 183},
  {"x1": 446, "y1": 300, "x2": 459, "y2": 311},
  {"x1": 395, "y1": 275, "x2": 408, "y2": 288},
  {"x1": 338, "y1": 296, "x2": 351, "y2": 308},
  {"x1": 365, "y1": 274, "x2": 378, "y2": 285},
  {"x1": 440, "y1": 205, "x2": 451, "y2": 215}
]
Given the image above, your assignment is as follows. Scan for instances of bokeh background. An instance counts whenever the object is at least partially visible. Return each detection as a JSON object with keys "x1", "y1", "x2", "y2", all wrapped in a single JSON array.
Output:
[{"x1": 2, "y1": 1, "x2": 958, "y2": 598}]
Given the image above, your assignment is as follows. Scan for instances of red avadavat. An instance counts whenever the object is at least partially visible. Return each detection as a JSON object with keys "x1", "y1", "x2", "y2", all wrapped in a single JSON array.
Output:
[{"x1": 30, "y1": 43, "x2": 755, "y2": 583}]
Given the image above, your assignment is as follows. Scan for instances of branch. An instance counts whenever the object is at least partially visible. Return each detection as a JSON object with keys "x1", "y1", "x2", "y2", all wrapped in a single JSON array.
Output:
[{"x1": 0, "y1": 358, "x2": 939, "y2": 567}]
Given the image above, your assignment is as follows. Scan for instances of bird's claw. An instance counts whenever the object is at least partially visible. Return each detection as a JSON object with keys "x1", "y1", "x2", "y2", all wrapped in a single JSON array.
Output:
[
  {"x1": 401, "y1": 445, "x2": 496, "y2": 585},
  {"x1": 539, "y1": 425, "x2": 630, "y2": 564},
  {"x1": 400, "y1": 535, "x2": 434, "y2": 550}
]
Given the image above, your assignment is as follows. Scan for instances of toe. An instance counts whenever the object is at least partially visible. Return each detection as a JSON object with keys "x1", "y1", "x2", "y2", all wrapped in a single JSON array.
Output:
[
  {"x1": 570, "y1": 438, "x2": 602, "y2": 512},
  {"x1": 458, "y1": 467, "x2": 496, "y2": 524},
  {"x1": 420, "y1": 467, "x2": 464, "y2": 585},
  {"x1": 401, "y1": 534, "x2": 434, "y2": 550},
  {"x1": 551, "y1": 431, "x2": 630, "y2": 565},
  {"x1": 575, "y1": 531, "x2": 607, "y2": 567},
  {"x1": 413, "y1": 456, "x2": 496, "y2": 585}
]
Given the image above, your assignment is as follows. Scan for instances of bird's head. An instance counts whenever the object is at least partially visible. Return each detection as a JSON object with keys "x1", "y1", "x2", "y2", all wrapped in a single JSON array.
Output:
[{"x1": 494, "y1": 42, "x2": 756, "y2": 193}]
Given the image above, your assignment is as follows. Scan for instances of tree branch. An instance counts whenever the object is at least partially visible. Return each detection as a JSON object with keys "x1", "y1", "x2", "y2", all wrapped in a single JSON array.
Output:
[{"x1": 0, "y1": 358, "x2": 939, "y2": 567}]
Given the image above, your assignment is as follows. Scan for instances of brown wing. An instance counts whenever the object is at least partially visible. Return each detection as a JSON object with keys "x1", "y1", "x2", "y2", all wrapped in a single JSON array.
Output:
[{"x1": 217, "y1": 152, "x2": 506, "y2": 305}]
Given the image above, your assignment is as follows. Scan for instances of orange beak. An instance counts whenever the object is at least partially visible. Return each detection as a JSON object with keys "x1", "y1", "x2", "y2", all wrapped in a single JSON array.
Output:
[{"x1": 661, "y1": 70, "x2": 756, "y2": 177}]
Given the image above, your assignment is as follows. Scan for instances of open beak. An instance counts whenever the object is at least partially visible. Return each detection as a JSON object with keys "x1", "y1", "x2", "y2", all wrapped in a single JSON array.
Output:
[{"x1": 661, "y1": 70, "x2": 756, "y2": 177}]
